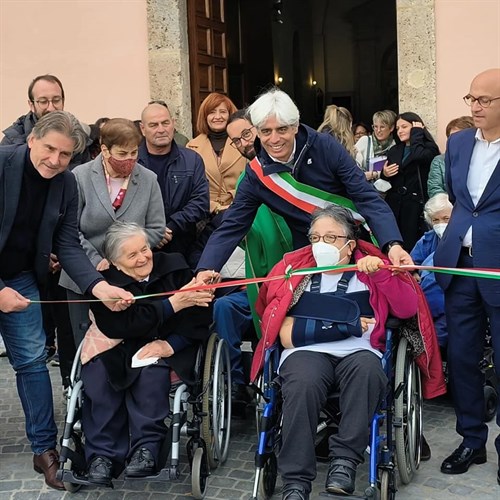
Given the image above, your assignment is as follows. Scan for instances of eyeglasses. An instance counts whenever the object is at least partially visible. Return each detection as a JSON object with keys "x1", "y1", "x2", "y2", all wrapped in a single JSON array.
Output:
[
  {"x1": 32, "y1": 97, "x2": 64, "y2": 108},
  {"x1": 229, "y1": 127, "x2": 255, "y2": 148},
  {"x1": 308, "y1": 234, "x2": 348, "y2": 244},
  {"x1": 463, "y1": 94, "x2": 500, "y2": 108}
]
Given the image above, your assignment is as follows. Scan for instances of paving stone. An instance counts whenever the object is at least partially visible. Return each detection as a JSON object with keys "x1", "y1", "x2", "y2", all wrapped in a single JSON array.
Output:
[{"x1": 3, "y1": 358, "x2": 500, "y2": 499}]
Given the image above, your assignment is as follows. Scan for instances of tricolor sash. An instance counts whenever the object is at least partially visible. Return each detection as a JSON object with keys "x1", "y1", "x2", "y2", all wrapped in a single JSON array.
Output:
[{"x1": 248, "y1": 157, "x2": 375, "y2": 240}]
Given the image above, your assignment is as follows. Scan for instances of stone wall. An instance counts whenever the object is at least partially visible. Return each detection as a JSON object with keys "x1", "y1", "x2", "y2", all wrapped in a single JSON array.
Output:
[{"x1": 146, "y1": 0, "x2": 193, "y2": 138}]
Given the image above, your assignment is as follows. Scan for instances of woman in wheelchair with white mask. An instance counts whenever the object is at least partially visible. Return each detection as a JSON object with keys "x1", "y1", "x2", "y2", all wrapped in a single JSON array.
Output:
[
  {"x1": 253, "y1": 206, "x2": 420, "y2": 499},
  {"x1": 79, "y1": 221, "x2": 213, "y2": 486}
]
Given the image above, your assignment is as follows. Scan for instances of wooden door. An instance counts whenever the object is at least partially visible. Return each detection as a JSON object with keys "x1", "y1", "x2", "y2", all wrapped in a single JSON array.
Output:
[{"x1": 187, "y1": 0, "x2": 228, "y2": 135}]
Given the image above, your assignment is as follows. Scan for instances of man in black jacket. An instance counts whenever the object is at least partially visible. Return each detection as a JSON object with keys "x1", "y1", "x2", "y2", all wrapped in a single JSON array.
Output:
[
  {"x1": 138, "y1": 101, "x2": 209, "y2": 267},
  {"x1": 0, "y1": 111, "x2": 133, "y2": 490}
]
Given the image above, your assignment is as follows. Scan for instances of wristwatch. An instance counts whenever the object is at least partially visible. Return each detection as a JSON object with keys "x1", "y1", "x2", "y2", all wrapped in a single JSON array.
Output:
[{"x1": 384, "y1": 240, "x2": 403, "y2": 253}]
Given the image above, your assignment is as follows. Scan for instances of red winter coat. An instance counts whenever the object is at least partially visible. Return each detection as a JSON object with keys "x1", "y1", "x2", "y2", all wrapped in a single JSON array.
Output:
[{"x1": 251, "y1": 241, "x2": 446, "y2": 400}]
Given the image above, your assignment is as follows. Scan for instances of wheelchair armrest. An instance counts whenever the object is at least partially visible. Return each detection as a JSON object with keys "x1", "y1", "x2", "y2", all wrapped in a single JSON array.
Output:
[{"x1": 385, "y1": 317, "x2": 402, "y2": 330}]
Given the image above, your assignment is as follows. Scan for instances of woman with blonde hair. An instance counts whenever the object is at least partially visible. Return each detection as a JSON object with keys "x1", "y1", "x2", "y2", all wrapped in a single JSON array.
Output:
[{"x1": 318, "y1": 105, "x2": 357, "y2": 161}]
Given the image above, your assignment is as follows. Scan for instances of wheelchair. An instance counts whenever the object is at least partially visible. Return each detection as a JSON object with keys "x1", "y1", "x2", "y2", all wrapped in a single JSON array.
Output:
[
  {"x1": 252, "y1": 319, "x2": 423, "y2": 499},
  {"x1": 56, "y1": 332, "x2": 231, "y2": 499}
]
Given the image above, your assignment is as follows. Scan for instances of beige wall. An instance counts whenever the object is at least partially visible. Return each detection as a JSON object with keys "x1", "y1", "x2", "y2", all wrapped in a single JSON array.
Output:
[
  {"x1": 435, "y1": 0, "x2": 500, "y2": 150},
  {"x1": 0, "y1": 0, "x2": 151, "y2": 133}
]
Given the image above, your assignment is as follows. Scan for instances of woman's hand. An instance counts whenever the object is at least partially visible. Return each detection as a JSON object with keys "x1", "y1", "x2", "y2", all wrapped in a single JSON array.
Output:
[
  {"x1": 383, "y1": 162, "x2": 399, "y2": 178},
  {"x1": 360, "y1": 317, "x2": 376, "y2": 333},
  {"x1": 138, "y1": 339, "x2": 174, "y2": 359},
  {"x1": 169, "y1": 278, "x2": 214, "y2": 312},
  {"x1": 96, "y1": 258, "x2": 110, "y2": 271},
  {"x1": 357, "y1": 256, "x2": 383, "y2": 274}
]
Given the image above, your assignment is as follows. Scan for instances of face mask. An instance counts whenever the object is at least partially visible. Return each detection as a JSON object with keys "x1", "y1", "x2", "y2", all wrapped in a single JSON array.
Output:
[
  {"x1": 107, "y1": 155, "x2": 136, "y2": 177},
  {"x1": 433, "y1": 222, "x2": 448, "y2": 239},
  {"x1": 312, "y1": 241, "x2": 350, "y2": 268}
]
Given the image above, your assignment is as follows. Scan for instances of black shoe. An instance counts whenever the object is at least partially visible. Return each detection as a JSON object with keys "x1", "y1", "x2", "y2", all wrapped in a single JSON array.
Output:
[
  {"x1": 232, "y1": 383, "x2": 251, "y2": 419},
  {"x1": 125, "y1": 447, "x2": 155, "y2": 477},
  {"x1": 421, "y1": 435, "x2": 431, "y2": 461},
  {"x1": 232, "y1": 383, "x2": 251, "y2": 404},
  {"x1": 282, "y1": 483, "x2": 310, "y2": 500},
  {"x1": 440, "y1": 445, "x2": 486, "y2": 474},
  {"x1": 87, "y1": 456, "x2": 113, "y2": 486},
  {"x1": 325, "y1": 457, "x2": 357, "y2": 495}
]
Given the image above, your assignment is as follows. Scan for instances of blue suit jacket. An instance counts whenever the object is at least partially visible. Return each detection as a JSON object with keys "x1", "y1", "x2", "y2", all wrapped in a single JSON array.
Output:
[
  {"x1": 0, "y1": 144, "x2": 102, "y2": 292},
  {"x1": 434, "y1": 128, "x2": 500, "y2": 304}
]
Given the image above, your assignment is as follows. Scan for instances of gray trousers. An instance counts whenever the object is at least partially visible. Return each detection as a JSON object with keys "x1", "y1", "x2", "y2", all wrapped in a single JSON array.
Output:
[{"x1": 278, "y1": 350, "x2": 387, "y2": 491}]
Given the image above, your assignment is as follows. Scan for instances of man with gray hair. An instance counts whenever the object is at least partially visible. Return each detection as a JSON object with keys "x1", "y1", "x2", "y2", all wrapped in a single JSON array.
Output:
[
  {"x1": 0, "y1": 111, "x2": 133, "y2": 490},
  {"x1": 197, "y1": 88, "x2": 412, "y2": 279}
]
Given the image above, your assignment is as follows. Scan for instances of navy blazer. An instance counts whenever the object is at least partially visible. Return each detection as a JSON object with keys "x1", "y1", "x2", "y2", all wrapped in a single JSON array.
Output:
[
  {"x1": 197, "y1": 123, "x2": 403, "y2": 272},
  {"x1": 434, "y1": 128, "x2": 500, "y2": 304},
  {"x1": 0, "y1": 144, "x2": 102, "y2": 292}
]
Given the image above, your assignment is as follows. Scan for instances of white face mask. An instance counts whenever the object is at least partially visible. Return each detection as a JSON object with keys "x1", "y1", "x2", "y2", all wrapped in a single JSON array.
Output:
[
  {"x1": 312, "y1": 241, "x2": 351, "y2": 268},
  {"x1": 433, "y1": 223, "x2": 448, "y2": 239}
]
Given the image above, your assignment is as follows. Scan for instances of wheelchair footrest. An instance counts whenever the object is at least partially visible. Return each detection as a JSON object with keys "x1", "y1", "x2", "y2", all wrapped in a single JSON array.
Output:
[{"x1": 319, "y1": 492, "x2": 372, "y2": 499}]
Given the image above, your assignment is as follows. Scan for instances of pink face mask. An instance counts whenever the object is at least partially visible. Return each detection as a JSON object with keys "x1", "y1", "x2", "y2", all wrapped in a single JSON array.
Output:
[{"x1": 107, "y1": 156, "x2": 136, "y2": 177}]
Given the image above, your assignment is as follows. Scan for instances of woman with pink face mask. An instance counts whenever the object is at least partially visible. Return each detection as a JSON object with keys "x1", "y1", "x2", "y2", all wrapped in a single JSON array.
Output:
[{"x1": 59, "y1": 118, "x2": 165, "y2": 346}]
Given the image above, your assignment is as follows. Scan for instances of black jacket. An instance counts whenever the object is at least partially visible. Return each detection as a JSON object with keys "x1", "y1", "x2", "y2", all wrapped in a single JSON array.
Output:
[
  {"x1": 90, "y1": 252, "x2": 212, "y2": 390},
  {"x1": 0, "y1": 144, "x2": 102, "y2": 292}
]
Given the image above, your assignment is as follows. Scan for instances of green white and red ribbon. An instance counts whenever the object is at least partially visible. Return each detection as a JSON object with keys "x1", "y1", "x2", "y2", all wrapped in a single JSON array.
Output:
[{"x1": 28, "y1": 263, "x2": 500, "y2": 304}]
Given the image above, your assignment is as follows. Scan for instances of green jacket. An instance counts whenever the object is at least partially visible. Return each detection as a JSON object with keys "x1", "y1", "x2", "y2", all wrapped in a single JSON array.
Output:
[{"x1": 427, "y1": 153, "x2": 446, "y2": 198}]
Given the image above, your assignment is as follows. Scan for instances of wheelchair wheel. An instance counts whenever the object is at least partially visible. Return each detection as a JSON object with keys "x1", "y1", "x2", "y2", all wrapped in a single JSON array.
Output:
[
  {"x1": 257, "y1": 453, "x2": 278, "y2": 499},
  {"x1": 191, "y1": 446, "x2": 209, "y2": 499},
  {"x1": 394, "y1": 337, "x2": 423, "y2": 484},
  {"x1": 484, "y1": 385, "x2": 498, "y2": 422},
  {"x1": 379, "y1": 469, "x2": 397, "y2": 500},
  {"x1": 201, "y1": 334, "x2": 232, "y2": 469}
]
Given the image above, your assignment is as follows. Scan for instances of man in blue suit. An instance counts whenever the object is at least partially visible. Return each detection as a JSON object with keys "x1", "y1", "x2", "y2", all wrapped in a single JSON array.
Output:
[
  {"x1": 0, "y1": 111, "x2": 133, "y2": 490},
  {"x1": 435, "y1": 68, "x2": 500, "y2": 482}
]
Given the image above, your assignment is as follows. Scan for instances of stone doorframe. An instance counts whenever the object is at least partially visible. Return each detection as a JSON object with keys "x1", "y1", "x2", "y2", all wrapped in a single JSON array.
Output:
[
  {"x1": 395, "y1": 0, "x2": 437, "y2": 136},
  {"x1": 145, "y1": 0, "x2": 438, "y2": 139},
  {"x1": 146, "y1": 0, "x2": 192, "y2": 139}
]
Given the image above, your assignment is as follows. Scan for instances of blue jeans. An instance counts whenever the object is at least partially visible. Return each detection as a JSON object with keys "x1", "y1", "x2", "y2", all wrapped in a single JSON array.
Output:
[
  {"x1": 213, "y1": 291, "x2": 253, "y2": 385},
  {"x1": 0, "y1": 272, "x2": 57, "y2": 454}
]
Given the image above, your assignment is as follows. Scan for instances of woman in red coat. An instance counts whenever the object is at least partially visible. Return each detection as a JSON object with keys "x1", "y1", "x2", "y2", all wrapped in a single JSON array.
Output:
[{"x1": 253, "y1": 206, "x2": 422, "y2": 499}]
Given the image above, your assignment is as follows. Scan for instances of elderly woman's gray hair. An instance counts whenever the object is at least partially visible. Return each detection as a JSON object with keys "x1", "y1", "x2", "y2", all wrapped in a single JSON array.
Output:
[
  {"x1": 247, "y1": 88, "x2": 300, "y2": 130},
  {"x1": 102, "y1": 221, "x2": 149, "y2": 263},
  {"x1": 309, "y1": 205, "x2": 359, "y2": 241},
  {"x1": 30, "y1": 110, "x2": 88, "y2": 155},
  {"x1": 423, "y1": 193, "x2": 452, "y2": 225}
]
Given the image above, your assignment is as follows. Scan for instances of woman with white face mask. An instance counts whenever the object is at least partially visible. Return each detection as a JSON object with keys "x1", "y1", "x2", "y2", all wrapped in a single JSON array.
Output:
[
  {"x1": 250, "y1": 205, "x2": 447, "y2": 499},
  {"x1": 410, "y1": 193, "x2": 453, "y2": 349}
]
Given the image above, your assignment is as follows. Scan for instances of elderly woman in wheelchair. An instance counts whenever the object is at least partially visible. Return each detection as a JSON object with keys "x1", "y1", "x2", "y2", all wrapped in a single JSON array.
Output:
[
  {"x1": 79, "y1": 221, "x2": 213, "y2": 486},
  {"x1": 252, "y1": 206, "x2": 423, "y2": 499}
]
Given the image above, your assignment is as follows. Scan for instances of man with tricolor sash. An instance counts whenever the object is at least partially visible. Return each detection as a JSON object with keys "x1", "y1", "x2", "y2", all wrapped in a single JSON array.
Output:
[{"x1": 196, "y1": 88, "x2": 412, "y2": 281}]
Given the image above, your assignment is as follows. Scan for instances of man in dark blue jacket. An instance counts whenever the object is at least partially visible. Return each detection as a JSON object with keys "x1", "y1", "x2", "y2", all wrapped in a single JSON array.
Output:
[
  {"x1": 197, "y1": 89, "x2": 412, "y2": 280},
  {"x1": 138, "y1": 101, "x2": 209, "y2": 267},
  {"x1": 0, "y1": 111, "x2": 133, "y2": 490}
]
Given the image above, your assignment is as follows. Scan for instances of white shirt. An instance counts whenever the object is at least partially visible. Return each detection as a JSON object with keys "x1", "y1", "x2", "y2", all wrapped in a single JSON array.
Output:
[
  {"x1": 279, "y1": 272, "x2": 381, "y2": 370},
  {"x1": 463, "y1": 129, "x2": 500, "y2": 247}
]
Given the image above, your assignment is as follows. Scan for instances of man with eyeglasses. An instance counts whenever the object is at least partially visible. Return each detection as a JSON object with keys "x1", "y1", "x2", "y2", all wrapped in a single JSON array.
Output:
[
  {"x1": 434, "y1": 68, "x2": 500, "y2": 482},
  {"x1": 138, "y1": 101, "x2": 209, "y2": 267},
  {"x1": 227, "y1": 109, "x2": 257, "y2": 160},
  {"x1": 1, "y1": 74, "x2": 92, "y2": 392},
  {"x1": 196, "y1": 88, "x2": 412, "y2": 282}
]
